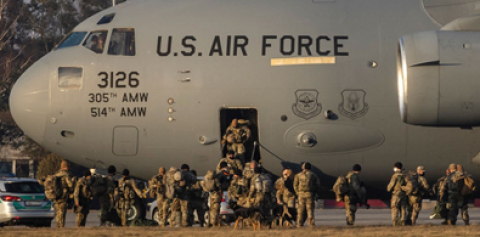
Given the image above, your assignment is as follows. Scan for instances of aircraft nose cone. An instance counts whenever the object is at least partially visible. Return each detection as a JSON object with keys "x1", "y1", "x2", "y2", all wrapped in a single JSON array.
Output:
[{"x1": 9, "y1": 61, "x2": 49, "y2": 145}]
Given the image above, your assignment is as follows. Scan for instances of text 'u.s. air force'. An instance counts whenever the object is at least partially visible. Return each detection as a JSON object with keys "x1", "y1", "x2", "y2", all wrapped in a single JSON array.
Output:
[{"x1": 157, "y1": 35, "x2": 349, "y2": 57}]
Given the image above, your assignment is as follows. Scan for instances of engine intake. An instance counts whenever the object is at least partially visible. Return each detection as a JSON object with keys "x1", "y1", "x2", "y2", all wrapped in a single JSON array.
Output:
[{"x1": 397, "y1": 30, "x2": 480, "y2": 126}]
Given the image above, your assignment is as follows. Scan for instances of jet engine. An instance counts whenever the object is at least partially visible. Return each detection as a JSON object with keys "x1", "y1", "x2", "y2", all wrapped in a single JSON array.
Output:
[{"x1": 397, "y1": 30, "x2": 480, "y2": 127}]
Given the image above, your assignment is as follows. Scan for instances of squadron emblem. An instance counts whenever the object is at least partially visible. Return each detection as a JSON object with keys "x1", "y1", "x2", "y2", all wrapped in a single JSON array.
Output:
[
  {"x1": 292, "y1": 90, "x2": 322, "y2": 120},
  {"x1": 338, "y1": 89, "x2": 369, "y2": 120}
]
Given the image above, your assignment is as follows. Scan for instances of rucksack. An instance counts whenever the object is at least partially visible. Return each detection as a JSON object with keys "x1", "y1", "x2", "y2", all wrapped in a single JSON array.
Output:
[
  {"x1": 44, "y1": 175, "x2": 64, "y2": 200},
  {"x1": 447, "y1": 172, "x2": 463, "y2": 193},
  {"x1": 254, "y1": 174, "x2": 272, "y2": 193},
  {"x1": 202, "y1": 170, "x2": 216, "y2": 192},
  {"x1": 90, "y1": 175, "x2": 108, "y2": 197},
  {"x1": 462, "y1": 174, "x2": 476, "y2": 196},
  {"x1": 405, "y1": 171, "x2": 419, "y2": 196},
  {"x1": 298, "y1": 171, "x2": 313, "y2": 192},
  {"x1": 118, "y1": 179, "x2": 136, "y2": 200},
  {"x1": 149, "y1": 175, "x2": 163, "y2": 198},
  {"x1": 333, "y1": 175, "x2": 350, "y2": 202},
  {"x1": 164, "y1": 168, "x2": 177, "y2": 199}
]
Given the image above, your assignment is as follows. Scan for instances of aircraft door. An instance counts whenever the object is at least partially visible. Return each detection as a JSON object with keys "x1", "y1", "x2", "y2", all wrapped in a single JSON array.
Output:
[{"x1": 220, "y1": 108, "x2": 260, "y2": 163}]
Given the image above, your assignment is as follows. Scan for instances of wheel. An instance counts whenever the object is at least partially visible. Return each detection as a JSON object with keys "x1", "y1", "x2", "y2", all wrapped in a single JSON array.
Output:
[
  {"x1": 152, "y1": 208, "x2": 159, "y2": 224},
  {"x1": 127, "y1": 199, "x2": 146, "y2": 221},
  {"x1": 203, "y1": 211, "x2": 210, "y2": 227}
]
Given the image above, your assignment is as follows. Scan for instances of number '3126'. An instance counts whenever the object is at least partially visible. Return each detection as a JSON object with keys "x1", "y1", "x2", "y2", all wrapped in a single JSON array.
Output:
[{"x1": 97, "y1": 71, "x2": 139, "y2": 88}]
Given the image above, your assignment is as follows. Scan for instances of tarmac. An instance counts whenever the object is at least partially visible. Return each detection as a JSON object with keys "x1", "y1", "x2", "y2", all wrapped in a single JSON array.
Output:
[{"x1": 36, "y1": 207, "x2": 480, "y2": 228}]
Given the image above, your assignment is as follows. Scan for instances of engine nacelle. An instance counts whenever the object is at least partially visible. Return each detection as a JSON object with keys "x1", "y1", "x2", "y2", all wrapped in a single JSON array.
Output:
[{"x1": 398, "y1": 30, "x2": 480, "y2": 126}]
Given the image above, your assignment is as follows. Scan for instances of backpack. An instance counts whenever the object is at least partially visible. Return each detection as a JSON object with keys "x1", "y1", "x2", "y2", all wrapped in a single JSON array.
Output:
[
  {"x1": 202, "y1": 170, "x2": 217, "y2": 192},
  {"x1": 254, "y1": 174, "x2": 272, "y2": 193},
  {"x1": 174, "y1": 170, "x2": 187, "y2": 194},
  {"x1": 333, "y1": 175, "x2": 350, "y2": 202},
  {"x1": 44, "y1": 175, "x2": 64, "y2": 200},
  {"x1": 447, "y1": 172, "x2": 463, "y2": 193},
  {"x1": 298, "y1": 171, "x2": 313, "y2": 192},
  {"x1": 149, "y1": 175, "x2": 163, "y2": 198},
  {"x1": 405, "y1": 171, "x2": 419, "y2": 196},
  {"x1": 90, "y1": 175, "x2": 108, "y2": 197},
  {"x1": 462, "y1": 174, "x2": 476, "y2": 196},
  {"x1": 164, "y1": 168, "x2": 177, "y2": 199},
  {"x1": 118, "y1": 179, "x2": 136, "y2": 200}
]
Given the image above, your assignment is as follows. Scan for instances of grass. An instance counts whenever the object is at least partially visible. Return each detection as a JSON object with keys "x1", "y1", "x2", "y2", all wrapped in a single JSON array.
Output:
[{"x1": 2, "y1": 225, "x2": 480, "y2": 237}]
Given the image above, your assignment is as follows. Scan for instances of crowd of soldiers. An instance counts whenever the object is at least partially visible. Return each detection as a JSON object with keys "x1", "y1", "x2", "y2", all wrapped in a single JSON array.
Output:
[
  {"x1": 37, "y1": 119, "x2": 475, "y2": 228},
  {"x1": 387, "y1": 162, "x2": 475, "y2": 226},
  {"x1": 39, "y1": 158, "x2": 476, "y2": 228}
]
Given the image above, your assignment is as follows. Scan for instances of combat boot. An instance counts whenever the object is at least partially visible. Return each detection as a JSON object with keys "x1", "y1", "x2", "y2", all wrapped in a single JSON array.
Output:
[
  {"x1": 401, "y1": 220, "x2": 406, "y2": 226},
  {"x1": 411, "y1": 219, "x2": 416, "y2": 226},
  {"x1": 440, "y1": 220, "x2": 448, "y2": 225},
  {"x1": 392, "y1": 221, "x2": 397, "y2": 226},
  {"x1": 464, "y1": 220, "x2": 470, "y2": 226},
  {"x1": 447, "y1": 220, "x2": 455, "y2": 225}
]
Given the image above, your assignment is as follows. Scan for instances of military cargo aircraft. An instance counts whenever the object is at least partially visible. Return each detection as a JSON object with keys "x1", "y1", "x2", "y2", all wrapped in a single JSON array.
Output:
[{"x1": 9, "y1": 0, "x2": 480, "y2": 197}]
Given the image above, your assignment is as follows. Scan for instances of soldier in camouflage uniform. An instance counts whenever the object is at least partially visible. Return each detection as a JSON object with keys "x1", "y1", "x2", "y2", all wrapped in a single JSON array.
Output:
[
  {"x1": 228, "y1": 169, "x2": 250, "y2": 208},
  {"x1": 116, "y1": 169, "x2": 143, "y2": 226},
  {"x1": 100, "y1": 165, "x2": 117, "y2": 226},
  {"x1": 178, "y1": 164, "x2": 196, "y2": 227},
  {"x1": 430, "y1": 169, "x2": 450, "y2": 221},
  {"x1": 275, "y1": 168, "x2": 296, "y2": 226},
  {"x1": 457, "y1": 164, "x2": 472, "y2": 225},
  {"x1": 406, "y1": 166, "x2": 429, "y2": 225},
  {"x1": 74, "y1": 170, "x2": 93, "y2": 227},
  {"x1": 221, "y1": 119, "x2": 251, "y2": 160},
  {"x1": 243, "y1": 160, "x2": 257, "y2": 181},
  {"x1": 163, "y1": 167, "x2": 181, "y2": 227},
  {"x1": 203, "y1": 166, "x2": 226, "y2": 227},
  {"x1": 53, "y1": 161, "x2": 74, "y2": 228},
  {"x1": 387, "y1": 162, "x2": 407, "y2": 226},
  {"x1": 149, "y1": 167, "x2": 166, "y2": 226},
  {"x1": 294, "y1": 162, "x2": 321, "y2": 227},
  {"x1": 190, "y1": 170, "x2": 207, "y2": 227},
  {"x1": 216, "y1": 150, "x2": 243, "y2": 175},
  {"x1": 444, "y1": 163, "x2": 465, "y2": 225},
  {"x1": 344, "y1": 164, "x2": 366, "y2": 226}
]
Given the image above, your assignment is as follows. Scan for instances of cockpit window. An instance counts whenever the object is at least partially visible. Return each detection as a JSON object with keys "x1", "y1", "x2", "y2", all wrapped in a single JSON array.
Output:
[
  {"x1": 83, "y1": 30, "x2": 108, "y2": 54},
  {"x1": 97, "y1": 13, "x2": 115, "y2": 25},
  {"x1": 56, "y1": 32, "x2": 87, "y2": 50},
  {"x1": 108, "y1": 28, "x2": 135, "y2": 56}
]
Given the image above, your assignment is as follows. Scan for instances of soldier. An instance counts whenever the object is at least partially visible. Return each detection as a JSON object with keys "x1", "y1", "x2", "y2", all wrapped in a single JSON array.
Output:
[
  {"x1": 216, "y1": 150, "x2": 244, "y2": 175},
  {"x1": 74, "y1": 170, "x2": 93, "y2": 227},
  {"x1": 430, "y1": 169, "x2": 450, "y2": 222},
  {"x1": 344, "y1": 164, "x2": 367, "y2": 226},
  {"x1": 149, "y1": 167, "x2": 166, "y2": 226},
  {"x1": 163, "y1": 166, "x2": 181, "y2": 227},
  {"x1": 457, "y1": 164, "x2": 471, "y2": 225},
  {"x1": 202, "y1": 169, "x2": 222, "y2": 227},
  {"x1": 275, "y1": 168, "x2": 296, "y2": 226},
  {"x1": 221, "y1": 119, "x2": 251, "y2": 160},
  {"x1": 178, "y1": 164, "x2": 196, "y2": 227},
  {"x1": 243, "y1": 160, "x2": 257, "y2": 180},
  {"x1": 190, "y1": 170, "x2": 207, "y2": 227},
  {"x1": 52, "y1": 161, "x2": 74, "y2": 228},
  {"x1": 294, "y1": 162, "x2": 321, "y2": 227},
  {"x1": 116, "y1": 169, "x2": 143, "y2": 226},
  {"x1": 99, "y1": 165, "x2": 117, "y2": 226},
  {"x1": 228, "y1": 169, "x2": 250, "y2": 208},
  {"x1": 387, "y1": 162, "x2": 407, "y2": 226},
  {"x1": 406, "y1": 166, "x2": 429, "y2": 225},
  {"x1": 213, "y1": 162, "x2": 233, "y2": 226},
  {"x1": 444, "y1": 163, "x2": 465, "y2": 225}
]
